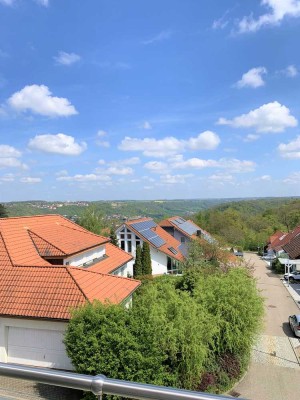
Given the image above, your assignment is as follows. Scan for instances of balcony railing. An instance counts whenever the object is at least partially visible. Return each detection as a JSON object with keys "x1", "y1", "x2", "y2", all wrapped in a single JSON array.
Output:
[{"x1": 0, "y1": 362, "x2": 238, "y2": 400}]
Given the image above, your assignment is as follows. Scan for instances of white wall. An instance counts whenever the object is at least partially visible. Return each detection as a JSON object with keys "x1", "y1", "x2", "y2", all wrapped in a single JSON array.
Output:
[
  {"x1": 0, "y1": 317, "x2": 72, "y2": 370},
  {"x1": 116, "y1": 225, "x2": 170, "y2": 275},
  {"x1": 64, "y1": 245, "x2": 106, "y2": 267}
]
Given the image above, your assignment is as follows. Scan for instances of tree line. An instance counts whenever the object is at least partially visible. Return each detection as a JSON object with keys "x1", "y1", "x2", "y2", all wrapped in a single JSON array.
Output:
[{"x1": 194, "y1": 198, "x2": 300, "y2": 250}]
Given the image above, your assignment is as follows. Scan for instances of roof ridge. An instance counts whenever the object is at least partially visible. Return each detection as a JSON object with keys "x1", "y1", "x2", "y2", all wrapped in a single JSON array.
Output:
[
  {"x1": 0, "y1": 232, "x2": 14, "y2": 267},
  {"x1": 67, "y1": 265, "x2": 140, "y2": 282},
  {"x1": 59, "y1": 221, "x2": 110, "y2": 241},
  {"x1": 0, "y1": 214, "x2": 60, "y2": 221},
  {"x1": 28, "y1": 229, "x2": 67, "y2": 255},
  {"x1": 66, "y1": 267, "x2": 89, "y2": 302}
]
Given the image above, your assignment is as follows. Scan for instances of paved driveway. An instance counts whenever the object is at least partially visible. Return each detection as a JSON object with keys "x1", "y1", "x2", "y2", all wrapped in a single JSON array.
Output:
[{"x1": 233, "y1": 252, "x2": 300, "y2": 400}]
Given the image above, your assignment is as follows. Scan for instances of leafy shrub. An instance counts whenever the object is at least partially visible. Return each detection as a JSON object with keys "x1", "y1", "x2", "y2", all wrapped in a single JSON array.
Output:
[{"x1": 65, "y1": 267, "x2": 263, "y2": 396}]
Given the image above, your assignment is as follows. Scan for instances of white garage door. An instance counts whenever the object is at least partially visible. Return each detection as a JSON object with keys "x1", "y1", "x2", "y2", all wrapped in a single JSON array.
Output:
[{"x1": 7, "y1": 326, "x2": 73, "y2": 370}]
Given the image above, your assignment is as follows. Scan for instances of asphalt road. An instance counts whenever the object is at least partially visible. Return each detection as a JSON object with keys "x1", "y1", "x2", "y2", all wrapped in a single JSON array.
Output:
[{"x1": 233, "y1": 252, "x2": 300, "y2": 400}]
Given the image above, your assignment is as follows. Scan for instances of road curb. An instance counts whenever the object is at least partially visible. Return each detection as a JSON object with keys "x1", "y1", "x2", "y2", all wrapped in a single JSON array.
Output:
[{"x1": 280, "y1": 278, "x2": 300, "y2": 310}]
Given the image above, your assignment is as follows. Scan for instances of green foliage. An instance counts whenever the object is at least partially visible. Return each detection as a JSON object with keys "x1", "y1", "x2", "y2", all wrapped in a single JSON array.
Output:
[
  {"x1": 0, "y1": 204, "x2": 8, "y2": 218},
  {"x1": 141, "y1": 242, "x2": 152, "y2": 275},
  {"x1": 78, "y1": 207, "x2": 104, "y2": 235},
  {"x1": 272, "y1": 258, "x2": 285, "y2": 274},
  {"x1": 109, "y1": 228, "x2": 118, "y2": 246},
  {"x1": 194, "y1": 198, "x2": 300, "y2": 250},
  {"x1": 133, "y1": 245, "x2": 143, "y2": 277},
  {"x1": 65, "y1": 267, "x2": 263, "y2": 395}
]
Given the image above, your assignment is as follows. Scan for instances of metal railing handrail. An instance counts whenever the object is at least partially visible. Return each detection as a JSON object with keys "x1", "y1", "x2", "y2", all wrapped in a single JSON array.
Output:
[{"x1": 0, "y1": 362, "x2": 236, "y2": 400}]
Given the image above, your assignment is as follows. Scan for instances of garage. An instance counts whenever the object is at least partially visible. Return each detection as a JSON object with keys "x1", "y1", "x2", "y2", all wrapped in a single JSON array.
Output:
[{"x1": 7, "y1": 326, "x2": 73, "y2": 370}]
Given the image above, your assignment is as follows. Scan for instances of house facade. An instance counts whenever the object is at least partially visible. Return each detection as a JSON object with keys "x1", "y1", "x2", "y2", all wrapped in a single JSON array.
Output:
[
  {"x1": 116, "y1": 217, "x2": 185, "y2": 276},
  {"x1": 0, "y1": 215, "x2": 140, "y2": 370}
]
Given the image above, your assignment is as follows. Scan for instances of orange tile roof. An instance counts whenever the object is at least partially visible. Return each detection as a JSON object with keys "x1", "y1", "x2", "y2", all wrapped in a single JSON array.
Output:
[
  {"x1": 0, "y1": 215, "x2": 109, "y2": 266},
  {"x1": 0, "y1": 216, "x2": 140, "y2": 320},
  {"x1": 90, "y1": 243, "x2": 133, "y2": 274},
  {"x1": 125, "y1": 218, "x2": 184, "y2": 262}
]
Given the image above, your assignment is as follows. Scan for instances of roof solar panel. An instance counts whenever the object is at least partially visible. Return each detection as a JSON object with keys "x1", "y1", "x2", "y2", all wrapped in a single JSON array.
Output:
[
  {"x1": 131, "y1": 220, "x2": 156, "y2": 232},
  {"x1": 149, "y1": 236, "x2": 165, "y2": 248},
  {"x1": 168, "y1": 247, "x2": 178, "y2": 255},
  {"x1": 142, "y1": 229, "x2": 157, "y2": 240},
  {"x1": 174, "y1": 217, "x2": 185, "y2": 224}
]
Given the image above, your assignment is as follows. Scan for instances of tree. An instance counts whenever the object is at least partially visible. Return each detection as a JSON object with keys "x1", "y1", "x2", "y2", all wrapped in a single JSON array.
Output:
[
  {"x1": 133, "y1": 245, "x2": 143, "y2": 277},
  {"x1": 0, "y1": 204, "x2": 8, "y2": 218},
  {"x1": 78, "y1": 207, "x2": 104, "y2": 235},
  {"x1": 109, "y1": 228, "x2": 118, "y2": 246},
  {"x1": 141, "y1": 242, "x2": 152, "y2": 275}
]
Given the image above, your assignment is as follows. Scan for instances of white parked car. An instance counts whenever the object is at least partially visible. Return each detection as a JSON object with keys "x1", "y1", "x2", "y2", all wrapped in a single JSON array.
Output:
[{"x1": 289, "y1": 315, "x2": 300, "y2": 337}]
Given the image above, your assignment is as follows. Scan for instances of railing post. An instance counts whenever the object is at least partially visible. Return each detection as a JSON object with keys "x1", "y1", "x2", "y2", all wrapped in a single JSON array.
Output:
[{"x1": 91, "y1": 374, "x2": 106, "y2": 399}]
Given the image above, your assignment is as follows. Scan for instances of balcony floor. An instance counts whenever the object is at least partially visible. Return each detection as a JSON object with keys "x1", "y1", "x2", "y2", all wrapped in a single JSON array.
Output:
[{"x1": 0, "y1": 375, "x2": 81, "y2": 400}]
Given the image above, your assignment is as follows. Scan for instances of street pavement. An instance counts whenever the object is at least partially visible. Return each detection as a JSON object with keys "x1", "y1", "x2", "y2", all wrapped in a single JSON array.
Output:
[{"x1": 232, "y1": 252, "x2": 300, "y2": 400}]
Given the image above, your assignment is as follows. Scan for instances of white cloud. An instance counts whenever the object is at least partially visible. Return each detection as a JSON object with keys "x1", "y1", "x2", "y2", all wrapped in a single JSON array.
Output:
[
  {"x1": 0, "y1": 145, "x2": 27, "y2": 169},
  {"x1": 212, "y1": 10, "x2": 230, "y2": 29},
  {"x1": 244, "y1": 134, "x2": 260, "y2": 142},
  {"x1": 97, "y1": 130, "x2": 107, "y2": 137},
  {"x1": 105, "y1": 167, "x2": 133, "y2": 175},
  {"x1": 57, "y1": 174, "x2": 111, "y2": 183},
  {"x1": 20, "y1": 177, "x2": 42, "y2": 184},
  {"x1": 142, "y1": 30, "x2": 173, "y2": 45},
  {"x1": 208, "y1": 173, "x2": 234, "y2": 182},
  {"x1": 28, "y1": 134, "x2": 87, "y2": 155},
  {"x1": 278, "y1": 136, "x2": 300, "y2": 158},
  {"x1": 119, "y1": 130, "x2": 220, "y2": 158},
  {"x1": 260, "y1": 175, "x2": 272, "y2": 181},
  {"x1": 160, "y1": 174, "x2": 192, "y2": 184},
  {"x1": 218, "y1": 101, "x2": 297, "y2": 133},
  {"x1": 284, "y1": 65, "x2": 298, "y2": 77},
  {"x1": 0, "y1": 173, "x2": 15, "y2": 182},
  {"x1": 8, "y1": 85, "x2": 77, "y2": 117},
  {"x1": 97, "y1": 140, "x2": 110, "y2": 148},
  {"x1": 122, "y1": 157, "x2": 140, "y2": 165},
  {"x1": 35, "y1": 0, "x2": 48, "y2": 6},
  {"x1": 173, "y1": 156, "x2": 256, "y2": 173},
  {"x1": 238, "y1": 0, "x2": 300, "y2": 33},
  {"x1": 0, "y1": 0, "x2": 14, "y2": 5},
  {"x1": 142, "y1": 121, "x2": 152, "y2": 130},
  {"x1": 283, "y1": 171, "x2": 300, "y2": 184},
  {"x1": 54, "y1": 51, "x2": 81, "y2": 66},
  {"x1": 144, "y1": 161, "x2": 169, "y2": 174},
  {"x1": 236, "y1": 67, "x2": 267, "y2": 88}
]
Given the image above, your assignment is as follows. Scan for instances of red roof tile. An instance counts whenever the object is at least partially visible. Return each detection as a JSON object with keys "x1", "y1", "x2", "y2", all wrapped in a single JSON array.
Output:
[
  {"x1": 282, "y1": 234, "x2": 300, "y2": 259},
  {"x1": 0, "y1": 215, "x2": 109, "y2": 266},
  {"x1": 0, "y1": 216, "x2": 140, "y2": 320}
]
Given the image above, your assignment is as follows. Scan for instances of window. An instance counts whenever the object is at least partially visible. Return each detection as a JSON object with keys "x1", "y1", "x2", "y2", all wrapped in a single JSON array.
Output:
[
  {"x1": 120, "y1": 234, "x2": 125, "y2": 239},
  {"x1": 120, "y1": 241, "x2": 125, "y2": 250},
  {"x1": 136, "y1": 240, "x2": 141, "y2": 247},
  {"x1": 181, "y1": 236, "x2": 185, "y2": 243},
  {"x1": 128, "y1": 241, "x2": 132, "y2": 253},
  {"x1": 127, "y1": 233, "x2": 132, "y2": 239}
]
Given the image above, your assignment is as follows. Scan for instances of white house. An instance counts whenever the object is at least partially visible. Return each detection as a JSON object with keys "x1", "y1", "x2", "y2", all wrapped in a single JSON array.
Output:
[
  {"x1": 116, "y1": 217, "x2": 185, "y2": 276},
  {"x1": 0, "y1": 215, "x2": 140, "y2": 370}
]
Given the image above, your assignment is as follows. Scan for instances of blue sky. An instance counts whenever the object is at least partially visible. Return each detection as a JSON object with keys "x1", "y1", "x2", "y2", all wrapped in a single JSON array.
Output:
[{"x1": 1, "y1": 0, "x2": 300, "y2": 201}]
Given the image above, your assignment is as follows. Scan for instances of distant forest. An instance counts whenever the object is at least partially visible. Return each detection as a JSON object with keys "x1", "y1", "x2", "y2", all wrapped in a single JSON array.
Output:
[
  {"x1": 194, "y1": 197, "x2": 300, "y2": 250},
  {"x1": 3, "y1": 197, "x2": 300, "y2": 250}
]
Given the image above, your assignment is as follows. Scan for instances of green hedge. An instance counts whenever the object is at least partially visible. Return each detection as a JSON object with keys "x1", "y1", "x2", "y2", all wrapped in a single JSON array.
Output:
[{"x1": 65, "y1": 268, "x2": 263, "y2": 396}]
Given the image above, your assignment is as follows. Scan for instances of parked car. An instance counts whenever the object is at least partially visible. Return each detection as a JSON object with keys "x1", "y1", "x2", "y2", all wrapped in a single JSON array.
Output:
[
  {"x1": 234, "y1": 251, "x2": 244, "y2": 257},
  {"x1": 289, "y1": 314, "x2": 300, "y2": 337},
  {"x1": 284, "y1": 271, "x2": 300, "y2": 283},
  {"x1": 262, "y1": 254, "x2": 276, "y2": 260}
]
